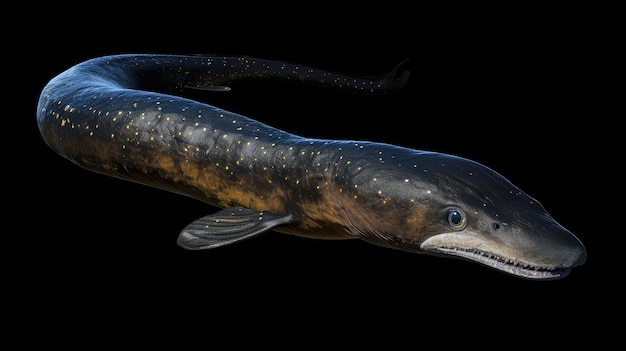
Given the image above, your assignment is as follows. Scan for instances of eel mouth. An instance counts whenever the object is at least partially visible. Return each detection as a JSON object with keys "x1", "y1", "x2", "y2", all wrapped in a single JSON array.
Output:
[{"x1": 424, "y1": 246, "x2": 571, "y2": 280}]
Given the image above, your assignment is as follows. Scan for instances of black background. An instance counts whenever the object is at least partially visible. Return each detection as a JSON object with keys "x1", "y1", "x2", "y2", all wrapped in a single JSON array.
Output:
[{"x1": 15, "y1": 4, "x2": 615, "y2": 346}]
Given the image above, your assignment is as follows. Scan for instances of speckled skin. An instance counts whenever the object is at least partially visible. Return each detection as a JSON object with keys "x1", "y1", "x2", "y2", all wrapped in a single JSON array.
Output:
[{"x1": 37, "y1": 54, "x2": 586, "y2": 279}]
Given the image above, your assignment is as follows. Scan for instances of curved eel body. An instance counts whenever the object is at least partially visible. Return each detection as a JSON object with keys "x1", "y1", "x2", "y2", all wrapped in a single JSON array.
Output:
[{"x1": 37, "y1": 54, "x2": 586, "y2": 280}]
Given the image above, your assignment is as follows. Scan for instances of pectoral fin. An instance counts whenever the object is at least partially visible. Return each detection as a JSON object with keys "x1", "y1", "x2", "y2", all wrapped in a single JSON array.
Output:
[
  {"x1": 185, "y1": 85, "x2": 232, "y2": 92},
  {"x1": 177, "y1": 207, "x2": 293, "y2": 250}
]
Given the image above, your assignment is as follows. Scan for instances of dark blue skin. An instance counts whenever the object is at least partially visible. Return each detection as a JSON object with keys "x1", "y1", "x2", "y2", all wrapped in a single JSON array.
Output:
[{"x1": 37, "y1": 54, "x2": 586, "y2": 280}]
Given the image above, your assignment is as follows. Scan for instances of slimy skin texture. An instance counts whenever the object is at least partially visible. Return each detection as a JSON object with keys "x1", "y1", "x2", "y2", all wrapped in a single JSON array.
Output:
[{"x1": 37, "y1": 54, "x2": 586, "y2": 280}]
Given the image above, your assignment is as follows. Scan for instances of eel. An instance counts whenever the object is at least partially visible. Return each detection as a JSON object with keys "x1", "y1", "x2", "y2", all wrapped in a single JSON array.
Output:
[{"x1": 36, "y1": 54, "x2": 586, "y2": 280}]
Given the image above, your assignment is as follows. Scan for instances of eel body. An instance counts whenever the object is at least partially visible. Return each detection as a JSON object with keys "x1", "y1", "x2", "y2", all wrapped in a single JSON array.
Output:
[{"x1": 37, "y1": 54, "x2": 586, "y2": 280}]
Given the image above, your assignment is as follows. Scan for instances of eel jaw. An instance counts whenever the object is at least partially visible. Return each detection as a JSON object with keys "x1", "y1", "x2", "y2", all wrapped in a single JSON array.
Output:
[
  {"x1": 424, "y1": 246, "x2": 571, "y2": 280},
  {"x1": 420, "y1": 233, "x2": 571, "y2": 280}
]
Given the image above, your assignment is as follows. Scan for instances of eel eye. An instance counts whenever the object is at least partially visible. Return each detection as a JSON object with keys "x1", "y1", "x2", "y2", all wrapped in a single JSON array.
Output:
[{"x1": 446, "y1": 207, "x2": 467, "y2": 230}]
